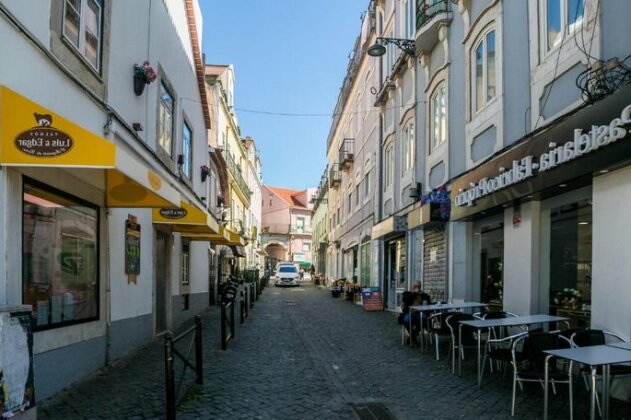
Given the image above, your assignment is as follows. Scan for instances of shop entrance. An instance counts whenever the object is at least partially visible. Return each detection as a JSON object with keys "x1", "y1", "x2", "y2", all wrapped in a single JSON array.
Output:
[
  {"x1": 479, "y1": 222, "x2": 504, "y2": 308},
  {"x1": 155, "y1": 230, "x2": 170, "y2": 334},
  {"x1": 384, "y1": 237, "x2": 405, "y2": 310}
]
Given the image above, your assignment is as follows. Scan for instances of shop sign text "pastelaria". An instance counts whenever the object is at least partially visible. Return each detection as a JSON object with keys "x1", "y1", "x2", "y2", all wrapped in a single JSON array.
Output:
[{"x1": 455, "y1": 104, "x2": 631, "y2": 207}]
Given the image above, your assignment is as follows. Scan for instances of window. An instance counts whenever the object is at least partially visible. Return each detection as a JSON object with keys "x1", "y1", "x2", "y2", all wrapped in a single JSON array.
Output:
[
  {"x1": 402, "y1": 121, "x2": 415, "y2": 173},
  {"x1": 23, "y1": 181, "x2": 98, "y2": 330},
  {"x1": 430, "y1": 85, "x2": 447, "y2": 152},
  {"x1": 182, "y1": 122, "x2": 192, "y2": 179},
  {"x1": 302, "y1": 242, "x2": 311, "y2": 252},
  {"x1": 473, "y1": 30, "x2": 496, "y2": 112},
  {"x1": 63, "y1": 0, "x2": 102, "y2": 70},
  {"x1": 404, "y1": 0, "x2": 416, "y2": 40},
  {"x1": 355, "y1": 184, "x2": 360, "y2": 207},
  {"x1": 386, "y1": 31, "x2": 396, "y2": 73},
  {"x1": 296, "y1": 217, "x2": 305, "y2": 233},
  {"x1": 158, "y1": 81, "x2": 174, "y2": 156},
  {"x1": 348, "y1": 191, "x2": 352, "y2": 213},
  {"x1": 364, "y1": 170, "x2": 371, "y2": 196},
  {"x1": 181, "y1": 242, "x2": 190, "y2": 285},
  {"x1": 545, "y1": 0, "x2": 584, "y2": 52},
  {"x1": 385, "y1": 144, "x2": 394, "y2": 188}
]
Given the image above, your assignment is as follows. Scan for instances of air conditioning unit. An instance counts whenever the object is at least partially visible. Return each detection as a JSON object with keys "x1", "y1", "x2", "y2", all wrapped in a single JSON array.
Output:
[{"x1": 408, "y1": 182, "x2": 422, "y2": 199}]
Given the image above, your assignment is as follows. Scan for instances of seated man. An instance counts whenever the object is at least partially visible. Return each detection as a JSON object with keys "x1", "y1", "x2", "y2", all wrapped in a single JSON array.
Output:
[{"x1": 399, "y1": 281, "x2": 432, "y2": 345}]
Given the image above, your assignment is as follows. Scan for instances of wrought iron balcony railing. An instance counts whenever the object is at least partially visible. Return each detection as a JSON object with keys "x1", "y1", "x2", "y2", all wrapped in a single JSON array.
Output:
[
  {"x1": 224, "y1": 152, "x2": 251, "y2": 199},
  {"x1": 338, "y1": 138, "x2": 354, "y2": 170},
  {"x1": 416, "y1": 0, "x2": 449, "y2": 30},
  {"x1": 329, "y1": 163, "x2": 341, "y2": 188}
]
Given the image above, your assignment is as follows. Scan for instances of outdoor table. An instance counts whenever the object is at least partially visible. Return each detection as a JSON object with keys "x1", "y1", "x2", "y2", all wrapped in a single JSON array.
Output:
[
  {"x1": 543, "y1": 344, "x2": 631, "y2": 420},
  {"x1": 409, "y1": 302, "x2": 486, "y2": 351},
  {"x1": 459, "y1": 314, "x2": 569, "y2": 386},
  {"x1": 607, "y1": 341, "x2": 631, "y2": 351}
]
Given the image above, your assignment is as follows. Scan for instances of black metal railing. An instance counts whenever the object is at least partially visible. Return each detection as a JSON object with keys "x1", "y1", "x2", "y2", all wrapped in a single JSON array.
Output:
[
  {"x1": 224, "y1": 151, "x2": 252, "y2": 199},
  {"x1": 416, "y1": 0, "x2": 449, "y2": 30},
  {"x1": 220, "y1": 297, "x2": 235, "y2": 350},
  {"x1": 240, "y1": 288, "x2": 248, "y2": 324},
  {"x1": 164, "y1": 315, "x2": 203, "y2": 420},
  {"x1": 339, "y1": 138, "x2": 355, "y2": 169},
  {"x1": 329, "y1": 163, "x2": 341, "y2": 188}
]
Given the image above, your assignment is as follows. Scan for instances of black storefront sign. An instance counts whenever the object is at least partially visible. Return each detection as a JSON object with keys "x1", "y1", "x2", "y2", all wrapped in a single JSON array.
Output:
[{"x1": 450, "y1": 84, "x2": 631, "y2": 220}]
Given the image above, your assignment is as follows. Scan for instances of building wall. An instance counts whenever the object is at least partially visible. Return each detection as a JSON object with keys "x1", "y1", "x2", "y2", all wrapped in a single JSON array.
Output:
[
  {"x1": 0, "y1": 0, "x2": 212, "y2": 400},
  {"x1": 592, "y1": 167, "x2": 631, "y2": 339}
]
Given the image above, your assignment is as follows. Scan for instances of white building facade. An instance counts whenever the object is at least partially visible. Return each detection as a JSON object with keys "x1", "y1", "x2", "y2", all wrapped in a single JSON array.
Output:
[{"x1": 0, "y1": 0, "x2": 218, "y2": 400}]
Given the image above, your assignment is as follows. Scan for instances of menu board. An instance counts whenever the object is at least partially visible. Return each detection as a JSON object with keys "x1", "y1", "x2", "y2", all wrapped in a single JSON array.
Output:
[
  {"x1": 361, "y1": 287, "x2": 383, "y2": 312},
  {"x1": 125, "y1": 215, "x2": 141, "y2": 284}
]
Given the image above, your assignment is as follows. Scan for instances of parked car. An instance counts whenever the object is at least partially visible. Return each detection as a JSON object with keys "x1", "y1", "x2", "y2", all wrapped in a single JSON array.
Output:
[{"x1": 274, "y1": 265, "x2": 300, "y2": 287}]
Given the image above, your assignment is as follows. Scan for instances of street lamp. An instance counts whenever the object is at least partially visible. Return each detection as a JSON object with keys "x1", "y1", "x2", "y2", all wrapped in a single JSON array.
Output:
[{"x1": 367, "y1": 37, "x2": 416, "y2": 57}]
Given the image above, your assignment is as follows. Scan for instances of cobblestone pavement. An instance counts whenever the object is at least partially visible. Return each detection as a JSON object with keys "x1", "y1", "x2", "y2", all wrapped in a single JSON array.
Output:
[{"x1": 40, "y1": 283, "x2": 631, "y2": 419}]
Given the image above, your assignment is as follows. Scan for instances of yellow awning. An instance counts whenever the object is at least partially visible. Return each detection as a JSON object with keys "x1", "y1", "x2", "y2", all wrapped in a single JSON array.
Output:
[
  {"x1": 181, "y1": 225, "x2": 245, "y2": 245},
  {"x1": 0, "y1": 86, "x2": 179, "y2": 208},
  {"x1": 152, "y1": 200, "x2": 219, "y2": 234}
]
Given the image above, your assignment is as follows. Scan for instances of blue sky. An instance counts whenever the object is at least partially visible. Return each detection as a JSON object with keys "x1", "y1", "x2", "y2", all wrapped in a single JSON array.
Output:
[{"x1": 200, "y1": 0, "x2": 369, "y2": 190}]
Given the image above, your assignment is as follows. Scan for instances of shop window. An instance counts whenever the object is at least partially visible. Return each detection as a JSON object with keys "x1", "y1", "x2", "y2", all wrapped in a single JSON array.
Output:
[
  {"x1": 548, "y1": 200, "x2": 591, "y2": 325},
  {"x1": 479, "y1": 223, "x2": 504, "y2": 306},
  {"x1": 62, "y1": 0, "x2": 103, "y2": 70},
  {"x1": 23, "y1": 181, "x2": 99, "y2": 330},
  {"x1": 360, "y1": 242, "x2": 371, "y2": 287},
  {"x1": 158, "y1": 81, "x2": 174, "y2": 156}
]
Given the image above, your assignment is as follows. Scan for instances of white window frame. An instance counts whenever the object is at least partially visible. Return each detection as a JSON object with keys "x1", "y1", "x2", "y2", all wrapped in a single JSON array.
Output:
[
  {"x1": 158, "y1": 81, "x2": 174, "y2": 156},
  {"x1": 62, "y1": 0, "x2": 103, "y2": 70},
  {"x1": 403, "y1": 0, "x2": 416, "y2": 40},
  {"x1": 472, "y1": 29, "x2": 497, "y2": 113},
  {"x1": 385, "y1": 143, "x2": 394, "y2": 188},
  {"x1": 402, "y1": 120, "x2": 415, "y2": 173},
  {"x1": 430, "y1": 84, "x2": 447, "y2": 153},
  {"x1": 182, "y1": 120, "x2": 193, "y2": 179},
  {"x1": 543, "y1": 0, "x2": 585, "y2": 54}
]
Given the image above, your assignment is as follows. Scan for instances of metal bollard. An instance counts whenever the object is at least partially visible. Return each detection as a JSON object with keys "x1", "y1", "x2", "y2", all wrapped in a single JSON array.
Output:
[
  {"x1": 195, "y1": 315, "x2": 203, "y2": 385},
  {"x1": 164, "y1": 331, "x2": 176, "y2": 420}
]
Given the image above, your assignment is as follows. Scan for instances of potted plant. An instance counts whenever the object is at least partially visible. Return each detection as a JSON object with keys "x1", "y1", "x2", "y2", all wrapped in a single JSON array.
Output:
[
  {"x1": 554, "y1": 288, "x2": 582, "y2": 310},
  {"x1": 133, "y1": 61, "x2": 157, "y2": 95}
]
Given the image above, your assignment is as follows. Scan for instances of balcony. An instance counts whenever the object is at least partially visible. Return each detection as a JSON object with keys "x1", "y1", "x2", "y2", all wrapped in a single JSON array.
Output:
[
  {"x1": 262, "y1": 223, "x2": 290, "y2": 235},
  {"x1": 224, "y1": 151, "x2": 252, "y2": 201},
  {"x1": 415, "y1": 0, "x2": 451, "y2": 55},
  {"x1": 291, "y1": 225, "x2": 312, "y2": 235},
  {"x1": 329, "y1": 163, "x2": 341, "y2": 189},
  {"x1": 338, "y1": 138, "x2": 354, "y2": 170}
]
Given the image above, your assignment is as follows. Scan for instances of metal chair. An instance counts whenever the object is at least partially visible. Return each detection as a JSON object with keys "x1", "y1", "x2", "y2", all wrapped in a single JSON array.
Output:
[
  {"x1": 446, "y1": 312, "x2": 480, "y2": 374},
  {"x1": 511, "y1": 331, "x2": 573, "y2": 417},
  {"x1": 428, "y1": 311, "x2": 460, "y2": 361}
]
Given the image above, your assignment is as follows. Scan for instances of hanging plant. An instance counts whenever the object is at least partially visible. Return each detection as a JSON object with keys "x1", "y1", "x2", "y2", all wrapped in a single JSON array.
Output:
[{"x1": 421, "y1": 185, "x2": 451, "y2": 220}]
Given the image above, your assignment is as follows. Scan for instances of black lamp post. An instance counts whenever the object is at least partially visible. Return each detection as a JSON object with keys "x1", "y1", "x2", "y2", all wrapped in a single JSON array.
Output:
[{"x1": 367, "y1": 37, "x2": 416, "y2": 57}]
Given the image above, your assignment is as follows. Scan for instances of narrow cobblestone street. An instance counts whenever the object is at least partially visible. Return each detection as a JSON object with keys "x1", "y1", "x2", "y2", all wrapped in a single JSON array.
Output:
[{"x1": 40, "y1": 284, "x2": 631, "y2": 419}]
